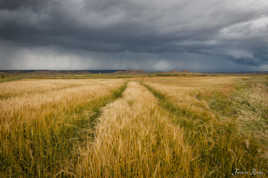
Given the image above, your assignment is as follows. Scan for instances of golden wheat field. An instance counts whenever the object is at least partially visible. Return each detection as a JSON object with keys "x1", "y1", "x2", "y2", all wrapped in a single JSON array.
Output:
[{"x1": 0, "y1": 74, "x2": 267, "y2": 177}]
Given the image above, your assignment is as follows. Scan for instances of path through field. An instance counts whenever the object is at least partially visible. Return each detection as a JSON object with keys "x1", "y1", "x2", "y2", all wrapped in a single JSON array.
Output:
[
  {"x1": 76, "y1": 81, "x2": 192, "y2": 177},
  {"x1": 76, "y1": 79, "x2": 267, "y2": 177},
  {"x1": 1, "y1": 77, "x2": 267, "y2": 177}
]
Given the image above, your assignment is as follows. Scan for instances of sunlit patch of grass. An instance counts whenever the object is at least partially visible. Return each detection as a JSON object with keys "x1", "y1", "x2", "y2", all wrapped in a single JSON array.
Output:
[
  {"x1": 0, "y1": 79, "x2": 120, "y2": 100},
  {"x1": 79, "y1": 108, "x2": 193, "y2": 177},
  {"x1": 0, "y1": 81, "x2": 127, "y2": 177},
  {"x1": 1, "y1": 75, "x2": 267, "y2": 177},
  {"x1": 76, "y1": 82, "x2": 194, "y2": 177}
]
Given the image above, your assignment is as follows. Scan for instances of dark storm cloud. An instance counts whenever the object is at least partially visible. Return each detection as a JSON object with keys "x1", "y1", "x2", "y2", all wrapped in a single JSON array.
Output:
[
  {"x1": 0, "y1": 0, "x2": 268, "y2": 71},
  {"x1": 0, "y1": 0, "x2": 47, "y2": 10}
]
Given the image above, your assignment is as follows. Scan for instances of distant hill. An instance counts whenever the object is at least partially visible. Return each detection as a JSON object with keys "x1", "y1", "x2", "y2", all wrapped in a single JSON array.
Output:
[
  {"x1": 169, "y1": 69, "x2": 189, "y2": 73},
  {"x1": 113, "y1": 70, "x2": 146, "y2": 74}
]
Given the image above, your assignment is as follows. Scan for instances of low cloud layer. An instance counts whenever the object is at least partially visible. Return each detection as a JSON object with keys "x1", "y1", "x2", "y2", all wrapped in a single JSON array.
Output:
[{"x1": 0, "y1": 0, "x2": 268, "y2": 71}]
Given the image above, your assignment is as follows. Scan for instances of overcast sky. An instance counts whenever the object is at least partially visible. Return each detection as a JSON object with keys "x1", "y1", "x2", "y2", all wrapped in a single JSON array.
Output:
[{"x1": 0, "y1": 0, "x2": 268, "y2": 71}]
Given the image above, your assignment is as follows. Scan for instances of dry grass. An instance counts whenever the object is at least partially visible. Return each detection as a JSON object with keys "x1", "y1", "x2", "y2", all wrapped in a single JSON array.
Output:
[
  {"x1": 0, "y1": 75, "x2": 267, "y2": 177},
  {"x1": 142, "y1": 76, "x2": 268, "y2": 177},
  {"x1": 76, "y1": 82, "x2": 193, "y2": 177},
  {"x1": 0, "y1": 79, "x2": 124, "y2": 125},
  {"x1": 142, "y1": 76, "x2": 239, "y2": 106},
  {"x1": 0, "y1": 79, "x2": 126, "y2": 177},
  {"x1": 0, "y1": 79, "x2": 121, "y2": 99}
]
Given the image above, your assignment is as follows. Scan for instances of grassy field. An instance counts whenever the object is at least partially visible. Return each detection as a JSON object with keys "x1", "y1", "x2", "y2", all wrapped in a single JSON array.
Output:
[{"x1": 0, "y1": 73, "x2": 267, "y2": 177}]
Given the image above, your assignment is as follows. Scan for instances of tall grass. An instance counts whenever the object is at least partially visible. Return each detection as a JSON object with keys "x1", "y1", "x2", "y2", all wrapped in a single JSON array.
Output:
[
  {"x1": 0, "y1": 79, "x2": 104, "y2": 100},
  {"x1": 1, "y1": 76, "x2": 267, "y2": 177},
  {"x1": 0, "y1": 81, "x2": 127, "y2": 177},
  {"x1": 76, "y1": 82, "x2": 193, "y2": 177},
  {"x1": 78, "y1": 108, "x2": 193, "y2": 177},
  {"x1": 142, "y1": 82, "x2": 267, "y2": 177},
  {"x1": 195, "y1": 76, "x2": 268, "y2": 156}
]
